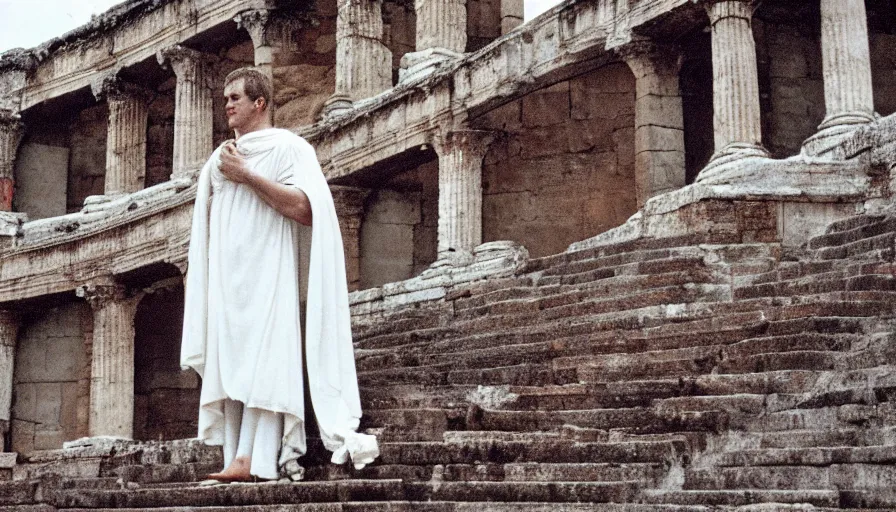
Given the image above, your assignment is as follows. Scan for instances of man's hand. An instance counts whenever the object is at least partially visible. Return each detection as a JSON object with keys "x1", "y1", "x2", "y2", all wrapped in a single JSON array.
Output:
[{"x1": 219, "y1": 142, "x2": 253, "y2": 184}]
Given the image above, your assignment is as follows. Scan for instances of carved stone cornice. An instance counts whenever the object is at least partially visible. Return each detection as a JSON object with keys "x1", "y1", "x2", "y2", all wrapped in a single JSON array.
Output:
[{"x1": 691, "y1": 0, "x2": 757, "y2": 24}]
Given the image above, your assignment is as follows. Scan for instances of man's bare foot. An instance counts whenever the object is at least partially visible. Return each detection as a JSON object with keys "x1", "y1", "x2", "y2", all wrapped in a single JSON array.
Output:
[{"x1": 207, "y1": 456, "x2": 255, "y2": 483}]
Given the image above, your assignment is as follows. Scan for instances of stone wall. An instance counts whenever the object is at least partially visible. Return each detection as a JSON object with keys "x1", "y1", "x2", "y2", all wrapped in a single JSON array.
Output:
[
  {"x1": 476, "y1": 63, "x2": 637, "y2": 258},
  {"x1": 134, "y1": 286, "x2": 198, "y2": 442},
  {"x1": 11, "y1": 302, "x2": 90, "y2": 453},
  {"x1": 67, "y1": 104, "x2": 108, "y2": 211},
  {"x1": 466, "y1": 0, "x2": 502, "y2": 52},
  {"x1": 359, "y1": 160, "x2": 438, "y2": 289},
  {"x1": 383, "y1": 0, "x2": 416, "y2": 82},
  {"x1": 871, "y1": 33, "x2": 896, "y2": 118},
  {"x1": 146, "y1": 82, "x2": 176, "y2": 189}
]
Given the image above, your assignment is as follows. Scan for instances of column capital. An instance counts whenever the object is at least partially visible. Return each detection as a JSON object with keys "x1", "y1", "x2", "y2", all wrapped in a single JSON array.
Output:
[
  {"x1": 432, "y1": 130, "x2": 497, "y2": 160},
  {"x1": 615, "y1": 38, "x2": 683, "y2": 77},
  {"x1": 91, "y1": 74, "x2": 150, "y2": 103},
  {"x1": 157, "y1": 45, "x2": 218, "y2": 87},
  {"x1": 694, "y1": 0, "x2": 756, "y2": 24},
  {"x1": 76, "y1": 279, "x2": 140, "y2": 311},
  {"x1": 235, "y1": 9, "x2": 275, "y2": 48}
]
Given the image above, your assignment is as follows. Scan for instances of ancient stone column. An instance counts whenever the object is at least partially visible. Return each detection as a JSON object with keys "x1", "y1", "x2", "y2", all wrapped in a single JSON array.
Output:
[
  {"x1": 331, "y1": 186, "x2": 369, "y2": 291},
  {"x1": 0, "y1": 311, "x2": 20, "y2": 439},
  {"x1": 399, "y1": 0, "x2": 466, "y2": 80},
  {"x1": 235, "y1": 10, "x2": 277, "y2": 84},
  {"x1": 433, "y1": 130, "x2": 495, "y2": 263},
  {"x1": 0, "y1": 111, "x2": 23, "y2": 212},
  {"x1": 620, "y1": 40, "x2": 686, "y2": 206},
  {"x1": 93, "y1": 77, "x2": 149, "y2": 196},
  {"x1": 804, "y1": 0, "x2": 875, "y2": 154},
  {"x1": 324, "y1": 0, "x2": 392, "y2": 115},
  {"x1": 77, "y1": 280, "x2": 142, "y2": 439},
  {"x1": 699, "y1": 0, "x2": 767, "y2": 173},
  {"x1": 157, "y1": 46, "x2": 216, "y2": 179}
]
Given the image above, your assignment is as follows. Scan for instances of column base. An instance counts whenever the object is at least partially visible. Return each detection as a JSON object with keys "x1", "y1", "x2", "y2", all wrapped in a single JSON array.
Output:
[
  {"x1": 432, "y1": 249, "x2": 476, "y2": 268},
  {"x1": 398, "y1": 48, "x2": 463, "y2": 83},
  {"x1": 696, "y1": 143, "x2": 770, "y2": 183},
  {"x1": 802, "y1": 112, "x2": 876, "y2": 158},
  {"x1": 322, "y1": 94, "x2": 354, "y2": 117}
]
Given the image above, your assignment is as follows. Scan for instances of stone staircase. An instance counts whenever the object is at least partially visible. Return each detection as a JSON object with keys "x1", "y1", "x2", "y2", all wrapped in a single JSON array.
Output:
[{"x1": 5, "y1": 213, "x2": 896, "y2": 510}]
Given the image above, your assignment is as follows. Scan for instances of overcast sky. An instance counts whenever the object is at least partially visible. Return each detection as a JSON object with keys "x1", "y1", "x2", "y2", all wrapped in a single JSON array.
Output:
[{"x1": 0, "y1": 0, "x2": 563, "y2": 54}]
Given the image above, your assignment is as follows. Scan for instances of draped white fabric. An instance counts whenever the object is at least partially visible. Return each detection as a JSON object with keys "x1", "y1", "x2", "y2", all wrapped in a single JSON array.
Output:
[{"x1": 181, "y1": 128, "x2": 378, "y2": 470}]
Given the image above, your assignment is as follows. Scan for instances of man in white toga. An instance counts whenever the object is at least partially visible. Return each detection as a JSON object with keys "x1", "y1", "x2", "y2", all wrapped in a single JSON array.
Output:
[{"x1": 181, "y1": 67, "x2": 377, "y2": 482}]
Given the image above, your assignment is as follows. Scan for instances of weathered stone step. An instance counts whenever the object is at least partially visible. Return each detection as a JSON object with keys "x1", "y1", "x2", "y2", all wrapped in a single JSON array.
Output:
[
  {"x1": 503, "y1": 380, "x2": 686, "y2": 411},
  {"x1": 50, "y1": 479, "x2": 640, "y2": 508},
  {"x1": 735, "y1": 273, "x2": 896, "y2": 300},
  {"x1": 815, "y1": 231, "x2": 896, "y2": 261},
  {"x1": 639, "y1": 489, "x2": 839, "y2": 507},
  {"x1": 477, "y1": 407, "x2": 724, "y2": 435},
  {"x1": 57, "y1": 501, "x2": 716, "y2": 512},
  {"x1": 537, "y1": 247, "x2": 708, "y2": 278},
  {"x1": 684, "y1": 462, "x2": 896, "y2": 491},
  {"x1": 378, "y1": 438, "x2": 686, "y2": 466},
  {"x1": 718, "y1": 445, "x2": 896, "y2": 467},
  {"x1": 112, "y1": 461, "x2": 221, "y2": 484},
  {"x1": 0, "y1": 480, "x2": 40, "y2": 506},
  {"x1": 809, "y1": 215, "x2": 894, "y2": 249}
]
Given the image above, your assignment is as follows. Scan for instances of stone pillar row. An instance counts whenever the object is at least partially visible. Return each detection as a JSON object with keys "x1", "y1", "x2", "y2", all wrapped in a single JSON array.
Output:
[
  {"x1": 92, "y1": 76, "x2": 149, "y2": 196},
  {"x1": 434, "y1": 130, "x2": 495, "y2": 263},
  {"x1": 0, "y1": 112, "x2": 23, "y2": 212},
  {"x1": 325, "y1": 0, "x2": 392, "y2": 115},
  {"x1": 158, "y1": 46, "x2": 216, "y2": 179},
  {"x1": 77, "y1": 280, "x2": 143, "y2": 439}
]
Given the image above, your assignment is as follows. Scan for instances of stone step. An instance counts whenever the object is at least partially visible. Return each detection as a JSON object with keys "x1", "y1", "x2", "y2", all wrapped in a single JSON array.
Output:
[
  {"x1": 735, "y1": 273, "x2": 896, "y2": 300},
  {"x1": 49, "y1": 479, "x2": 640, "y2": 508},
  {"x1": 476, "y1": 408, "x2": 724, "y2": 435},
  {"x1": 684, "y1": 462, "x2": 896, "y2": 490},
  {"x1": 377, "y1": 438, "x2": 686, "y2": 466},
  {"x1": 503, "y1": 380, "x2": 687, "y2": 411},
  {"x1": 809, "y1": 215, "x2": 894, "y2": 249},
  {"x1": 815, "y1": 231, "x2": 896, "y2": 261},
  {"x1": 719, "y1": 444, "x2": 896, "y2": 467},
  {"x1": 57, "y1": 501, "x2": 717, "y2": 512},
  {"x1": 304, "y1": 461, "x2": 666, "y2": 484},
  {"x1": 639, "y1": 489, "x2": 839, "y2": 507},
  {"x1": 821, "y1": 214, "x2": 887, "y2": 237},
  {"x1": 0, "y1": 480, "x2": 39, "y2": 506}
]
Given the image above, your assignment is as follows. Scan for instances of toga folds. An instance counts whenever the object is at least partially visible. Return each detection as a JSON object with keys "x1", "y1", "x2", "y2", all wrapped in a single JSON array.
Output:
[{"x1": 180, "y1": 128, "x2": 378, "y2": 470}]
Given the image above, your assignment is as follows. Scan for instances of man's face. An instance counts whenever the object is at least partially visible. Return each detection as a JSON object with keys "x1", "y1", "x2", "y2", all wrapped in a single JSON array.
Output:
[{"x1": 224, "y1": 79, "x2": 263, "y2": 132}]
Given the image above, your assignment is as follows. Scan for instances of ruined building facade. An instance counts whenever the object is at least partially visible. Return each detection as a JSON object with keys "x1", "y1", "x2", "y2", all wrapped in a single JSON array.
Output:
[{"x1": 1, "y1": 0, "x2": 896, "y2": 508}]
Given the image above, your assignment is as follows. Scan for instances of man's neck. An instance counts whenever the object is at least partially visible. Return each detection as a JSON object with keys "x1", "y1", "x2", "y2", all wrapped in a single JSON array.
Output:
[{"x1": 234, "y1": 118, "x2": 273, "y2": 139}]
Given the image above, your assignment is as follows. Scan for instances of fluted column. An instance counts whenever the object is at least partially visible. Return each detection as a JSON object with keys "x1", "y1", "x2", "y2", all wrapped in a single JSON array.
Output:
[
  {"x1": 157, "y1": 46, "x2": 216, "y2": 179},
  {"x1": 804, "y1": 0, "x2": 875, "y2": 155},
  {"x1": 398, "y1": 0, "x2": 466, "y2": 81},
  {"x1": 93, "y1": 77, "x2": 148, "y2": 196},
  {"x1": 77, "y1": 280, "x2": 143, "y2": 439},
  {"x1": 0, "y1": 111, "x2": 23, "y2": 212},
  {"x1": 620, "y1": 40, "x2": 686, "y2": 206},
  {"x1": 433, "y1": 130, "x2": 495, "y2": 263},
  {"x1": 332, "y1": 186, "x2": 369, "y2": 290},
  {"x1": 0, "y1": 311, "x2": 20, "y2": 440},
  {"x1": 324, "y1": 0, "x2": 392, "y2": 115},
  {"x1": 699, "y1": 0, "x2": 767, "y2": 175}
]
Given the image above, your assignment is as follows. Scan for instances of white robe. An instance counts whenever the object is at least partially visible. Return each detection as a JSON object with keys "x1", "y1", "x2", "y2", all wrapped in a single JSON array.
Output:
[{"x1": 181, "y1": 128, "x2": 378, "y2": 470}]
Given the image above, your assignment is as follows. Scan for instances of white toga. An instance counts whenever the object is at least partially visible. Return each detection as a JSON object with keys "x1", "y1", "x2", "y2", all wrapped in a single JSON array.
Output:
[{"x1": 180, "y1": 128, "x2": 378, "y2": 470}]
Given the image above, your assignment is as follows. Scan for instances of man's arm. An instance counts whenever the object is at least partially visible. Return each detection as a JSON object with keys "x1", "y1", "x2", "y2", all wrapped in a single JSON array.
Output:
[{"x1": 219, "y1": 142, "x2": 313, "y2": 226}]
